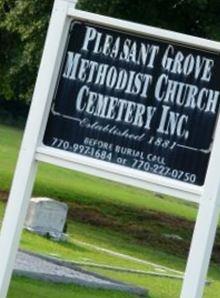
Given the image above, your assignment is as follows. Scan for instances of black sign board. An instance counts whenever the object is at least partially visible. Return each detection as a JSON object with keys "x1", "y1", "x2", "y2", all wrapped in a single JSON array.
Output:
[{"x1": 43, "y1": 21, "x2": 220, "y2": 186}]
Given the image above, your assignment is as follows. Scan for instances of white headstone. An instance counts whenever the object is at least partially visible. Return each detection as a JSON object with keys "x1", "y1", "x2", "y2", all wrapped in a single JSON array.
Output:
[{"x1": 25, "y1": 197, "x2": 68, "y2": 239}]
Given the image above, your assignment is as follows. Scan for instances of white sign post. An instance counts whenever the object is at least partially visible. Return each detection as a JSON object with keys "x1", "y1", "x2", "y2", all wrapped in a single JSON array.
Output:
[
  {"x1": 181, "y1": 121, "x2": 220, "y2": 297},
  {"x1": 1, "y1": 0, "x2": 220, "y2": 297},
  {"x1": 0, "y1": 1, "x2": 78, "y2": 297}
]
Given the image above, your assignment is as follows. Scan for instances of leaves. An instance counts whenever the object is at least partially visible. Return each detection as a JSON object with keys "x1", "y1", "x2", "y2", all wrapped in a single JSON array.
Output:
[
  {"x1": 0, "y1": 0, "x2": 219, "y2": 102},
  {"x1": 0, "y1": 0, "x2": 53, "y2": 102}
]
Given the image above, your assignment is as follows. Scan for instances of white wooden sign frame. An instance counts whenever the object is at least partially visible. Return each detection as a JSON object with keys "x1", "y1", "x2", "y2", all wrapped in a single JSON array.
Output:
[{"x1": 1, "y1": 0, "x2": 220, "y2": 297}]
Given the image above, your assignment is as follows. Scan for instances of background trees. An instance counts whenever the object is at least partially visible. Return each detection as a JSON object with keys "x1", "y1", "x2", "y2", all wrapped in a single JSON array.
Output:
[
  {"x1": 0, "y1": 1, "x2": 52, "y2": 102},
  {"x1": 0, "y1": 0, "x2": 220, "y2": 103}
]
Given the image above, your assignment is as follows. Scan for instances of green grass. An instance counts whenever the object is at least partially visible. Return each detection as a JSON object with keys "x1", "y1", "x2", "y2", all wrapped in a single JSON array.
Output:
[
  {"x1": 9, "y1": 276, "x2": 135, "y2": 298},
  {"x1": 1, "y1": 123, "x2": 220, "y2": 297},
  {"x1": 0, "y1": 200, "x2": 218, "y2": 298},
  {"x1": 0, "y1": 124, "x2": 198, "y2": 221},
  {"x1": 0, "y1": 198, "x2": 220, "y2": 297},
  {"x1": 20, "y1": 221, "x2": 184, "y2": 275},
  {"x1": 0, "y1": 200, "x2": 4, "y2": 218},
  {"x1": 16, "y1": 215, "x2": 220, "y2": 298}
]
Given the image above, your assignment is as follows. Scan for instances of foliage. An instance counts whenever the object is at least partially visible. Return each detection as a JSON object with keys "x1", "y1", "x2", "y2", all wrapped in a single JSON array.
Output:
[
  {"x1": 0, "y1": 0, "x2": 220, "y2": 102},
  {"x1": 78, "y1": 0, "x2": 220, "y2": 39},
  {"x1": 0, "y1": 0, "x2": 53, "y2": 102}
]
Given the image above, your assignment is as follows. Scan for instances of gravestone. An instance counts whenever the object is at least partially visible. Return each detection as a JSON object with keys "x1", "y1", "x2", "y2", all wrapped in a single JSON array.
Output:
[{"x1": 24, "y1": 197, "x2": 68, "y2": 240}]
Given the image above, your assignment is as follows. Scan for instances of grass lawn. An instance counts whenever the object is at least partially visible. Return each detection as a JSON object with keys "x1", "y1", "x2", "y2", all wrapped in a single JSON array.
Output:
[
  {"x1": 9, "y1": 276, "x2": 136, "y2": 298},
  {"x1": 12, "y1": 213, "x2": 220, "y2": 297},
  {"x1": 0, "y1": 199, "x2": 219, "y2": 298},
  {"x1": 1, "y1": 123, "x2": 220, "y2": 297}
]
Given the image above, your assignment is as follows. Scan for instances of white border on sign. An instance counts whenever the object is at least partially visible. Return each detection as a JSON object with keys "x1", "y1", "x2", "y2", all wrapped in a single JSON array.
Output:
[{"x1": 35, "y1": 8, "x2": 220, "y2": 204}]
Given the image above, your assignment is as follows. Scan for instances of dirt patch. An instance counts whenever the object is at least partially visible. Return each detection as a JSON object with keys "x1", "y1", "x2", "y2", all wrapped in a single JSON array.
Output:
[
  {"x1": 68, "y1": 201, "x2": 194, "y2": 259},
  {"x1": 0, "y1": 190, "x2": 8, "y2": 201},
  {"x1": 67, "y1": 200, "x2": 220, "y2": 262},
  {"x1": 1, "y1": 190, "x2": 220, "y2": 262}
]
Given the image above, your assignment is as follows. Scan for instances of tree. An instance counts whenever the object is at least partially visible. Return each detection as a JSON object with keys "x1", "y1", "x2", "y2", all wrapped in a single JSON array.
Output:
[
  {"x1": 0, "y1": 0, "x2": 53, "y2": 102},
  {"x1": 0, "y1": 0, "x2": 220, "y2": 103},
  {"x1": 78, "y1": 0, "x2": 220, "y2": 39}
]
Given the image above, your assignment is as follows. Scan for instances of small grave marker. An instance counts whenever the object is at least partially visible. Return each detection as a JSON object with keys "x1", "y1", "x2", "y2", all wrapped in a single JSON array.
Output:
[{"x1": 25, "y1": 197, "x2": 68, "y2": 240}]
